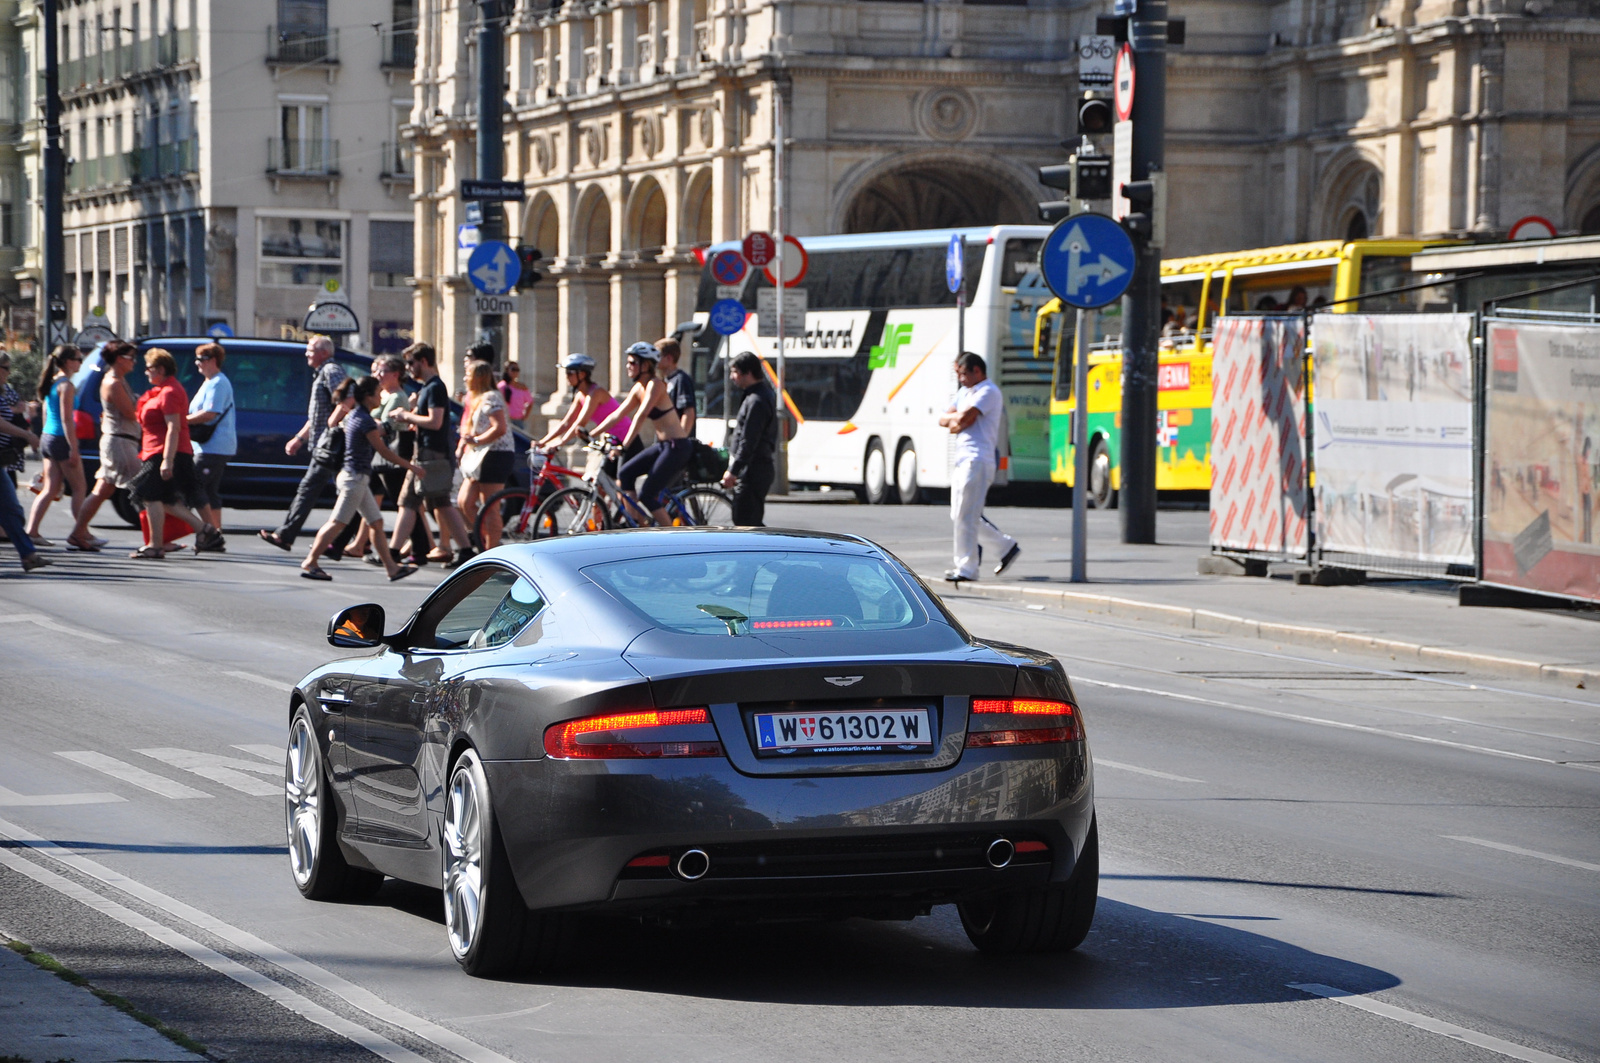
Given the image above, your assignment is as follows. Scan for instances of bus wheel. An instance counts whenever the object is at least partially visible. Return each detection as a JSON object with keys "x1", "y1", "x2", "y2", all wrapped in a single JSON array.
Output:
[
  {"x1": 895, "y1": 441, "x2": 922, "y2": 505},
  {"x1": 1088, "y1": 439, "x2": 1117, "y2": 510},
  {"x1": 863, "y1": 440, "x2": 892, "y2": 505}
]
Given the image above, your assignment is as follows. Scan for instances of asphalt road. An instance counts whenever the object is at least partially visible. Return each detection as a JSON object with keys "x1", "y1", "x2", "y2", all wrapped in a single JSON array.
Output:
[{"x1": 1, "y1": 504, "x2": 1597, "y2": 1063}]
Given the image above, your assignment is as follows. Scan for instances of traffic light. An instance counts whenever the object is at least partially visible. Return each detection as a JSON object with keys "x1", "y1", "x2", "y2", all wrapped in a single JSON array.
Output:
[
  {"x1": 516, "y1": 245, "x2": 543, "y2": 288},
  {"x1": 1037, "y1": 163, "x2": 1074, "y2": 223},
  {"x1": 1076, "y1": 156, "x2": 1112, "y2": 201},
  {"x1": 1120, "y1": 181, "x2": 1154, "y2": 239},
  {"x1": 1076, "y1": 92, "x2": 1113, "y2": 137}
]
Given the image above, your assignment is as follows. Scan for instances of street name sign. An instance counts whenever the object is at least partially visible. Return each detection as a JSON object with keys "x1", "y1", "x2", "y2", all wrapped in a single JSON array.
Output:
[
  {"x1": 304, "y1": 301, "x2": 360, "y2": 334},
  {"x1": 461, "y1": 179, "x2": 526, "y2": 201},
  {"x1": 710, "y1": 298, "x2": 748, "y2": 336},
  {"x1": 467, "y1": 241, "x2": 521, "y2": 295},
  {"x1": 1040, "y1": 214, "x2": 1135, "y2": 310}
]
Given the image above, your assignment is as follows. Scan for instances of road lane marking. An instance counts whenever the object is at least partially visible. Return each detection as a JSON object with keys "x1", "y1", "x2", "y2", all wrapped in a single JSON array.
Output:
[
  {"x1": 1077, "y1": 677, "x2": 1600, "y2": 773},
  {"x1": 135, "y1": 749, "x2": 280, "y2": 798},
  {"x1": 0, "y1": 816, "x2": 522, "y2": 1063},
  {"x1": 224, "y1": 670, "x2": 285, "y2": 690},
  {"x1": 234, "y1": 744, "x2": 284, "y2": 764},
  {"x1": 0, "y1": 614, "x2": 119, "y2": 644},
  {"x1": 1287, "y1": 983, "x2": 1577, "y2": 1063},
  {"x1": 0, "y1": 783, "x2": 123, "y2": 806},
  {"x1": 1094, "y1": 758, "x2": 1204, "y2": 783},
  {"x1": 1443, "y1": 836, "x2": 1600, "y2": 873},
  {"x1": 0, "y1": 832, "x2": 431, "y2": 1063},
  {"x1": 55, "y1": 752, "x2": 212, "y2": 800}
]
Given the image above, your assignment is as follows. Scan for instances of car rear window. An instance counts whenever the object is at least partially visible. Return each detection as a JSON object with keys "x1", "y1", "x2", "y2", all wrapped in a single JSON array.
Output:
[{"x1": 584, "y1": 551, "x2": 926, "y2": 636}]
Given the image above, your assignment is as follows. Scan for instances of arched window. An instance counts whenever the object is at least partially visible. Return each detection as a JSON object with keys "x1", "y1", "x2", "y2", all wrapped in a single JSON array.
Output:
[{"x1": 1582, "y1": 204, "x2": 1600, "y2": 235}]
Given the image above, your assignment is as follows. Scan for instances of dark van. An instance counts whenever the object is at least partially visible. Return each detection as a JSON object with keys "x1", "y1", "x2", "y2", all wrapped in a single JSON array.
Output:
[{"x1": 74, "y1": 337, "x2": 527, "y2": 524}]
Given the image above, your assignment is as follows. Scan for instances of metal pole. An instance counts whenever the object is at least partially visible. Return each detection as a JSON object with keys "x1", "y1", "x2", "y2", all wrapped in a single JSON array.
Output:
[
  {"x1": 475, "y1": 0, "x2": 505, "y2": 359},
  {"x1": 1118, "y1": 0, "x2": 1165, "y2": 544},
  {"x1": 42, "y1": 0, "x2": 66, "y2": 349},
  {"x1": 773, "y1": 78, "x2": 789, "y2": 493},
  {"x1": 957, "y1": 235, "x2": 966, "y2": 356},
  {"x1": 1072, "y1": 308, "x2": 1092, "y2": 582}
]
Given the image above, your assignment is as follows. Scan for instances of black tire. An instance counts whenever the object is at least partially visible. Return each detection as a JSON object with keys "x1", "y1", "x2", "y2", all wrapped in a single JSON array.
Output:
[
  {"x1": 957, "y1": 816, "x2": 1098, "y2": 955},
  {"x1": 673, "y1": 487, "x2": 735, "y2": 527},
  {"x1": 863, "y1": 439, "x2": 892, "y2": 505},
  {"x1": 533, "y1": 485, "x2": 610, "y2": 536},
  {"x1": 110, "y1": 488, "x2": 142, "y2": 527},
  {"x1": 1087, "y1": 439, "x2": 1117, "y2": 510},
  {"x1": 285, "y1": 706, "x2": 383, "y2": 902},
  {"x1": 895, "y1": 440, "x2": 923, "y2": 505},
  {"x1": 479, "y1": 488, "x2": 541, "y2": 545},
  {"x1": 443, "y1": 750, "x2": 572, "y2": 977}
]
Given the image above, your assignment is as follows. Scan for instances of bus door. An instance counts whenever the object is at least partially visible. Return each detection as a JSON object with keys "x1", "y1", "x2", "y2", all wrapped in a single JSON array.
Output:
[{"x1": 994, "y1": 235, "x2": 1051, "y2": 483}]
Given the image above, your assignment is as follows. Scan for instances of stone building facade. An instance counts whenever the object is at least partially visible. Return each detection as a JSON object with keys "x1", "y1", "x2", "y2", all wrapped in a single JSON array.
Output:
[{"x1": 8, "y1": 0, "x2": 418, "y2": 352}]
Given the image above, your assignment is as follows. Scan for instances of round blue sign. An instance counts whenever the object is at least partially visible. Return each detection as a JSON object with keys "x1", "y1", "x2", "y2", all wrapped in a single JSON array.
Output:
[
  {"x1": 709, "y1": 299, "x2": 747, "y2": 336},
  {"x1": 1039, "y1": 213, "x2": 1136, "y2": 310},
  {"x1": 946, "y1": 234, "x2": 964, "y2": 294},
  {"x1": 207, "y1": 322, "x2": 234, "y2": 338},
  {"x1": 466, "y1": 241, "x2": 521, "y2": 295},
  {"x1": 711, "y1": 250, "x2": 748, "y2": 287}
]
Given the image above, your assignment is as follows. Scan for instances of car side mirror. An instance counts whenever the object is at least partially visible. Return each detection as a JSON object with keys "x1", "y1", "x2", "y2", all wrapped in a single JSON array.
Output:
[{"x1": 328, "y1": 603, "x2": 387, "y2": 648}]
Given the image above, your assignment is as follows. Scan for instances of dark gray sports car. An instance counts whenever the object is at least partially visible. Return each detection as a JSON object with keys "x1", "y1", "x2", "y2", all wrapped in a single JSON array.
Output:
[{"x1": 285, "y1": 528, "x2": 1097, "y2": 976}]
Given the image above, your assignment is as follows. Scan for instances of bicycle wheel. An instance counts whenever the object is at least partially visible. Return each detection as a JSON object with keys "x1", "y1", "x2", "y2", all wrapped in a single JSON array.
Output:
[
  {"x1": 480, "y1": 488, "x2": 541, "y2": 545},
  {"x1": 672, "y1": 487, "x2": 736, "y2": 528},
  {"x1": 534, "y1": 486, "x2": 611, "y2": 536}
]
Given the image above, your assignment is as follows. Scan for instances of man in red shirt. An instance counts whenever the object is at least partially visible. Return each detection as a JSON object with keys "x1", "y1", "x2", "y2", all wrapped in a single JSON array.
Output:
[{"x1": 128, "y1": 348, "x2": 218, "y2": 558}]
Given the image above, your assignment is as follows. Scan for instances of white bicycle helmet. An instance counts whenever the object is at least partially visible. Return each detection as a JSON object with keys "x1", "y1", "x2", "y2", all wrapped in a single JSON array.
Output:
[
  {"x1": 624, "y1": 341, "x2": 661, "y2": 362},
  {"x1": 559, "y1": 353, "x2": 596, "y2": 371}
]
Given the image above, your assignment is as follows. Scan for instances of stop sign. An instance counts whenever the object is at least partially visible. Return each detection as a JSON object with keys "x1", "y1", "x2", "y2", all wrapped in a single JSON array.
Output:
[{"x1": 742, "y1": 231, "x2": 777, "y2": 267}]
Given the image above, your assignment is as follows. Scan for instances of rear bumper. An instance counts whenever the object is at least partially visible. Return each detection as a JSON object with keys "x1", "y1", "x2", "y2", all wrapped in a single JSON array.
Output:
[{"x1": 483, "y1": 745, "x2": 1094, "y2": 913}]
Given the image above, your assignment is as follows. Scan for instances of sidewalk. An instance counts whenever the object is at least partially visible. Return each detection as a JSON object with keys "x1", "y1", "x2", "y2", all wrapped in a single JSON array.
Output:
[
  {"x1": 0, "y1": 936, "x2": 205, "y2": 1062},
  {"x1": 762, "y1": 501, "x2": 1600, "y2": 688}
]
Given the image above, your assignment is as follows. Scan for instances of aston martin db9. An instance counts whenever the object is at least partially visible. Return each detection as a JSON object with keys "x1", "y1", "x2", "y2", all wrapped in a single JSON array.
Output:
[{"x1": 285, "y1": 528, "x2": 1097, "y2": 976}]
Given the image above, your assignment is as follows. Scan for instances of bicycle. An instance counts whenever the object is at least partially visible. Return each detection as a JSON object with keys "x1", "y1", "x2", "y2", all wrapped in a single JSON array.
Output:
[
  {"x1": 532, "y1": 433, "x2": 734, "y2": 536},
  {"x1": 474, "y1": 449, "x2": 586, "y2": 546}
]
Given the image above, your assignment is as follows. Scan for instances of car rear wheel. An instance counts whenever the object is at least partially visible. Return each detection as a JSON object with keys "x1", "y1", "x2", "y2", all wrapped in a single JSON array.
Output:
[
  {"x1": 443, "y1": 750, "x2": 571, "y2": 977},
  {"x1": 957, "y1": 816, "x2": 1098, "y2": 954},
  {"x1": 285, "y1": 707, "x2": 382, "y2": 902}
]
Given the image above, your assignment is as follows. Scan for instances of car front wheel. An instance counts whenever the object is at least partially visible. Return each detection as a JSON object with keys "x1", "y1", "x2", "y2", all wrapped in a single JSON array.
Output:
[
  {"x1": 285, "y1": 707, "x2": 382, "y2": 901},
  {"x1": 957, "y1": 816, "x2": 1098, "y2": 954}
]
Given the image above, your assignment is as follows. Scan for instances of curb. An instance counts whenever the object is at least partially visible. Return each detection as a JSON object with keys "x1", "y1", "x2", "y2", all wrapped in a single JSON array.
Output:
[{"x1": 926, "y1": 577, "x2": 1600, "y2": 689}]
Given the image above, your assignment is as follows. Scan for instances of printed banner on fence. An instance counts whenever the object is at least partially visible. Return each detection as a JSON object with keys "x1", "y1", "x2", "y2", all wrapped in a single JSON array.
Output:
[
  {"x1": 1311, "y1": 313, "x2": 1475, "y2": 567},
  {"x1": 1209, "y1": 316, "x2": 1309, "y2": 557},
  {"x1": 1482, "y1": 320, "x2": 1600, "y2": 602}
]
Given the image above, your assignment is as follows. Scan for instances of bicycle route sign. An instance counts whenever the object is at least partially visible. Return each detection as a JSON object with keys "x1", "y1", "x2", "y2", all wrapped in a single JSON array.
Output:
[
  {"x1": 1040, "y1": 213, "x2": 1135, "y2": 310},
  {"x1": 709, "y1": 299, "x2": 748, "y2": 336}
]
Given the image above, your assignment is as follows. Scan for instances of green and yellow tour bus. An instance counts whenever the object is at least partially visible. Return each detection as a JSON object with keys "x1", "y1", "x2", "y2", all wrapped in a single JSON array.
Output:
[{"x1": 1033, "y1": 238, "x2": 1447, "y2": 507}]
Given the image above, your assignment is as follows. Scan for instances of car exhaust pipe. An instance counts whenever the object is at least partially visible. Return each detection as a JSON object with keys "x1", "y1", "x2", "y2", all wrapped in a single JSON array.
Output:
[
  {"x1": 674, "y1": 849, "x2": 710, "y2": 881},
  {"x1": 986, "y1": 838, "x2": 1015, "y2": 869}
]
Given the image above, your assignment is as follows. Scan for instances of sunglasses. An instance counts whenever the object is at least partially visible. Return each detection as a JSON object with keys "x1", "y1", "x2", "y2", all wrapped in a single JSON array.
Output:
[{"x1": 195, "y1": 354, "x2": 214, "y2": 362}]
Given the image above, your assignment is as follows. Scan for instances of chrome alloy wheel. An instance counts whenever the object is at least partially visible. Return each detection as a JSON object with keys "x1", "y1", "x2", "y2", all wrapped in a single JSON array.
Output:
[
  {"x1": 285, "y1": 715, "x2": 321, "y2": 888},
  {"x1": 443, "y1": 761, "x2": 486, "y2": 958}
]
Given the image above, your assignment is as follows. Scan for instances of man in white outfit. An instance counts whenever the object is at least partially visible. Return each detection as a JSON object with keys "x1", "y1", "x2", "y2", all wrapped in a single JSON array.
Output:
[{"x1": 940, "y1": 353, "x2": 1020, "y2": 583}]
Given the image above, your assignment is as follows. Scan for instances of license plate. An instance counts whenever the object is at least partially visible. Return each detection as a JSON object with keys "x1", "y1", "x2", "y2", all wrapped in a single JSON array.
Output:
[{"x1": 753, "y1": 709, "x2": 933, "y2": 753}]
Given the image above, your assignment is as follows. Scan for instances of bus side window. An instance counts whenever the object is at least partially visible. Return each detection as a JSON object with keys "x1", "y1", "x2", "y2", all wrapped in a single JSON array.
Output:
[{"x1": 1053, "y1": 317, "x2": 1074, "y2": 402}]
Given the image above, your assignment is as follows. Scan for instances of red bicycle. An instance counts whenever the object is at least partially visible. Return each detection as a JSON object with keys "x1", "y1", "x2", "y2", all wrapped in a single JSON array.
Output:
[{"x1": 475, "y1": 450, "x2": 585, "y2": 546}]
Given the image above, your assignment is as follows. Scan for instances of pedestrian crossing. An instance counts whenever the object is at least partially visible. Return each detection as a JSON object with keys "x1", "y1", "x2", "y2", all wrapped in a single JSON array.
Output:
[{"x1": 42, "y1": 744, "x2": 287, "y2": 803}]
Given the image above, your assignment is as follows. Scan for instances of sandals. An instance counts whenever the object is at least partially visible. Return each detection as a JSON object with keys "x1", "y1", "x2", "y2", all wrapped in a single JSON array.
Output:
[
  {"x1": 129, "y1": 545, "x2": 166, "y2": 560},
  {"x1": 258, "y1": 530, "x2": 291, "y2": 551},
  {"x1": 66, "y1": 534, "x2": 103, "y2": 552},
  {"x1": 300, "y1": 566, "x2": 333, "y2": 581},
  {"x1": 389, "y1": 564, "x2": 418, "y2": 582}
]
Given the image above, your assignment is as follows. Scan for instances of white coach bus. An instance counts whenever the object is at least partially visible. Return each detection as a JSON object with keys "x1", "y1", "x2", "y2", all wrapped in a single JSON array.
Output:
[{"x1": 689, "y1": 225, "x2": 1055, "y2": 503}]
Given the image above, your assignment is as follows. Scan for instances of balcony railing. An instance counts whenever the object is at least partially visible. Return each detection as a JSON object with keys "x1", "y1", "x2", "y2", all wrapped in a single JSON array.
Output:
[
  {"x1": 266, "y1": 25, "x2": 340, "y2": 66},
  {"x1": 58, "y1": 29, "x2": 197, "y2": 92},
  {"x1": 380, "y1": 140, "x2": 413, "y2": 179},
  {"x1": 381, "y1": 27, "x2": 416, "y2": 68},
  {"x1": 268, "y1": 138, "x2": 340, "y2": 176},
  {"x1": 65, "y1": 138, "x2": 197, "y2": 192}
]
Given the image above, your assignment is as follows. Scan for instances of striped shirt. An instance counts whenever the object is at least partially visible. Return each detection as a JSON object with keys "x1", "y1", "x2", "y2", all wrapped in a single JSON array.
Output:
[{"x1": 305, "y1": 361, "x2": 348, "y2": 447}]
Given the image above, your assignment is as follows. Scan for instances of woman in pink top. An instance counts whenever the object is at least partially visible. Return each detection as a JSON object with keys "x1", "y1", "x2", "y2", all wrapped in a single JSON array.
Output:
[{"x1": 534, "y1": 353, "x2": 642, "y2": 475}]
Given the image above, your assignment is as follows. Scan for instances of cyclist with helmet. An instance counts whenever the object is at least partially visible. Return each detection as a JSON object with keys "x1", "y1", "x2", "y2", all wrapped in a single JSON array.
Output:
[
  {"x1": 535, "y1": 353, "x2": 640, "y2": 477},
  {"x1": 593, "y1": 341, "x2": 695, "y2": 526}
]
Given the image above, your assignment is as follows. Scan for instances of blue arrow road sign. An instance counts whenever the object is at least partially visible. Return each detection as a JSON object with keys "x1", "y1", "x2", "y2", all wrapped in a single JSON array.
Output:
[
  {"x1": 709, "y1": 298, "x2": 747, "y2": 336},
  {"x1": 467, "y1": 241, "x2": 521, "y2": 295},
  {"x1": 1040, "y1": 213, "x2": 1135, "y2": 310},
  {"x1": 946, "y1": 233, "x2": 964, "y2": 294}
]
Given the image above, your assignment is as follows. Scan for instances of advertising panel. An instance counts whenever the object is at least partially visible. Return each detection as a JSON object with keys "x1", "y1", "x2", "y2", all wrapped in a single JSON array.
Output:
[
  {"x1": 1311, "y1": 313, "x2": 1475, "y2": 568},
  {"x1": 1209, "y1": 316, "x2": 1309, "y2": 558},
  {"x1": 1482, "y1": 321, "x2": 1600, "y2": 602}
]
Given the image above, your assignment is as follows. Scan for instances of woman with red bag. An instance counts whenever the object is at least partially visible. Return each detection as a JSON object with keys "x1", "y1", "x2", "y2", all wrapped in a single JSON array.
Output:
[
  {"x1": 24, "y1": 345, "x2": 92, "y2": 548},
  {"x1": 127, "y1": 348, "x2": 218, "y2": 559}
]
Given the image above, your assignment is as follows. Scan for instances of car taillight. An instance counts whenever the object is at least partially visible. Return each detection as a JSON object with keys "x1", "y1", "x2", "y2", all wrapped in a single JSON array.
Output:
[
  {"x1": 966, "y1": 698, "x2": 1083, "y2": 747},
  {"x1": 544, "y1": 708, "x2": 723, "y2": 760}
]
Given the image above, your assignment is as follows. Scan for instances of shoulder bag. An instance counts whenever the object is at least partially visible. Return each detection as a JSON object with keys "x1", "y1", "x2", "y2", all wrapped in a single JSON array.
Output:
[{"x1": 190, "y1": 399, "x2": 232, "y2": 445}]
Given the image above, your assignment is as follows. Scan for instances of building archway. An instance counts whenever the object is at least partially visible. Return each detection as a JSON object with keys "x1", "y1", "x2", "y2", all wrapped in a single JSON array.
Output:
[
  {"x1": 575, "y1": 186, "x2": 612, "y2": 260},
  {"x1": 1316, "y1": 153, "x2": 1384, "y2": 240},
  {"x1": 625, "y1": 177, "x2": 668, "y2": 254},
  {"x1": 840, "y1": 158, "x2": 1035, "y2": 233},
  {"x1": 523, "y1": 192, "x2": 560, "y2": 258},
  {"x1": 682, "y1": 169, "x2": 714, "y2": 246},
  {"x1": 623, "y1": 177, "x2": 669, "y2": 341}
]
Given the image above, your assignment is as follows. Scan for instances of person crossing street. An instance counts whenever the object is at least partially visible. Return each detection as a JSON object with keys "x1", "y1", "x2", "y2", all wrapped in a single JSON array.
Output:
[
  {"x1": 258, "y1": 337, "x2": 352, "y2": 554},
  {"x1": 939, "y1": 352, "x2": 1020, "y2": 583}
]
